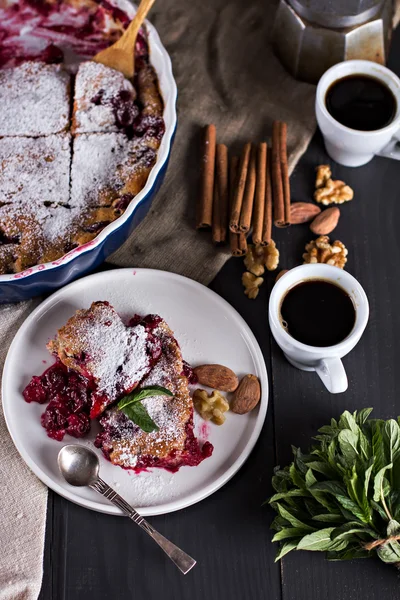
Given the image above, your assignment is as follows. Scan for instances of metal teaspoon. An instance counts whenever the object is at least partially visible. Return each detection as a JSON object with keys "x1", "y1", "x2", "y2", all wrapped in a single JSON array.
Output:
[{"x1": 58, "y1": 444, "x2": 196, "y2": 574}]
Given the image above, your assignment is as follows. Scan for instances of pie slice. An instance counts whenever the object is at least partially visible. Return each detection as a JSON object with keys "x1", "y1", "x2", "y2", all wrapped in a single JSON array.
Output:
[
  {"x1": 95, "y1": 315, "x2": 213, "y2": 471},
  {"x1": 25, "y1": 301, "x2": 213, "y2": 469},
  {"x1": 47, "y1": 301, "x2": 162, "y2": 418},
  {"x1": 69, "y1": 132, "x2": 157, "y2": 245},
  {"x1": 72, "y1": 61, "x2": 138, "y2": 134},
  {"x1": 0, "y1": 134, "x2": 72, "y2": 273},
  {"x1": 0, "y1": 61, "x2": 70, "y2": 137}
]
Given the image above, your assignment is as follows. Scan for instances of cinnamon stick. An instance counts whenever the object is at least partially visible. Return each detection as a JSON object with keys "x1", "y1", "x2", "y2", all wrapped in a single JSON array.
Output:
[
  {"x1": 196, "y1": 124, "x2": 216, "y2": 229},
  {"x1": 279, "y1": 121, "x2": 291, "y2": 226},
  {"x1": 229, "y1": 156, "x2": 248, "y2": 257},
  {"x1": 261, "y1": 145, "x2": 273, "y2": 245},
  {"x1": 239, "y1": 145, "x2": 256, "y2": 233},
  {"x1": 231, "y1": 232, "x2": 248, "y2": 257},
  {"x1": 252, "y1": 142, "x2": 267, "y2": 245},
  {"x1": 272, "y1": 121, "x2": 290, "y2": 228},
  {"x1": 212, "y1": 144, "x2": 229, "y2": 244},
  {"x1": 229, "y1": 142, "x2": 251, "y2": 232},
  {"x1": 212, "y1": 184, "x2": 222, "y2": 244}
]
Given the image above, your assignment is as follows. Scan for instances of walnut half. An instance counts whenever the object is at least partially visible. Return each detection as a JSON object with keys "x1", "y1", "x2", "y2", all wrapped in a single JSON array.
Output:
[
  {"x1": 242, "y1": 271, "x2": 264, "y2": 299},
  {"x1": 315, "y1": 164, "x2": 331, "y2": 188},
  {"x1": 264, "y1": 240, "x2": 279, "y2": 271},
  {"x1": 314, "y1": 164, "x2": 353, "y2": 206},
  {"x1": 193, "y1": 389, "x2": 229, "y2": 425},
  {"x1": 314, "y1": 179, "x2": 353, "y2": 206},
  {"x1": 303, "y1": 235, "x2": 348, "y2": 269}
]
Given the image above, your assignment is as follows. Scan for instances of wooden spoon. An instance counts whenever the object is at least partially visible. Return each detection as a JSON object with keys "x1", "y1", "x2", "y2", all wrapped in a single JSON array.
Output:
[{"x1": 93, "y1": 0, "x2": 156, "y2": 79}]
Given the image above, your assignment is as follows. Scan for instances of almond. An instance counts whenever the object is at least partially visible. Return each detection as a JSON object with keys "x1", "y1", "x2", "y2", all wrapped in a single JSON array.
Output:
[
  {"x1": 310, "y1": 206, "x2": 340, "y2": 235},
  {"x1": 193, "y1": 364, "x2": 239, "y2": 392},
  {"x1": 230, "y1": 374, "x2": 261, "y2": 414},
  {"x1": 290, "y1": 202, "x2": 321, "y2": 224}
]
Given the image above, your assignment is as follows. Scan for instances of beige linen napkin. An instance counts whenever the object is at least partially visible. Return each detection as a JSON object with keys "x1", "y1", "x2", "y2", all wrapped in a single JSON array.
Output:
[
  {"x1": 109, "y1": 0, "x2": 316, "y2": 278},
  {"x1": 2, "y1": 0, "x2": 399, "y2": 598}
]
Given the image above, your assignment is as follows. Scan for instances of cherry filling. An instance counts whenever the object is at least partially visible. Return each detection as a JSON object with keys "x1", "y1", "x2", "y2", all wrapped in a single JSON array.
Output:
[
  {"x1": 23, "y1": 313, "x2": 210, "y2": 470},
  {"x1": 0, "y1": 232, "x2": 20, "y2": 245},
  {"x1": 133, "y1": 419, "x2": 214, "y2": 473},
  {"x1": 95, "y1": 411, "x2": 213, "y2": 473},
  {"x1": 23, "y1": 361, "x2": 92, "y2": 441},
  {"x1": 0, "y1": 1, "x2": 148, "y2": 68},
  {"x1": 90, "y1": 88, "x2": 139, "y2": 131},
  {"x1": 133, "y1": 114, "x2": 165, "y2": 141},
  {"x1": 111, "y1": 90, "x2": 139, "y2": 129},
  {"x1": 182, "y1": 361, "x2": 198, "y2": 385}
]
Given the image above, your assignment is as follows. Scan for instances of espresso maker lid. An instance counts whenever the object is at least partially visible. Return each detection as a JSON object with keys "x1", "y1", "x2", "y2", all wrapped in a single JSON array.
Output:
[{"x1": 288, "y1": 0, "x2": 385, "y2": 28}]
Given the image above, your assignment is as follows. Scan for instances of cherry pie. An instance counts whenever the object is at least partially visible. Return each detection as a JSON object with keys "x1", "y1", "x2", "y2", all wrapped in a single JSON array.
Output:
[{"x1": 24, "y1": 301, "x2": 213, "y2": 472}]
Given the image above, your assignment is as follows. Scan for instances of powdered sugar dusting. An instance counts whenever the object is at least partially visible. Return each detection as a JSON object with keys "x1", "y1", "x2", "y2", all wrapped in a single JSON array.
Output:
[
  {"x1": 0, "y1": 62, "x2": 70, "y2": 136},
  {"x1": 68, "y1": 303, "x2": 151, "y2": 401},
  {"x1": 0, "y1": 134, "x2": 71, "y2": 215},
  {"x1": 70, "y1": 133, "x2": 155, "y2": 207},
  {"x1": 119, "y1": 470, "x2": 175, "y2": 506},
  {"x1": 97, "y1": 320, "x2": 193, "y2": 465},
  {"x1": 73, "y1": 61, "x2": 136, "y2": 133}
]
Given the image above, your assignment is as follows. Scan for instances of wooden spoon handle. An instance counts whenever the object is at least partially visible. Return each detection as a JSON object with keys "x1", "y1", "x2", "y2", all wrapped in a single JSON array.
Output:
[{"x1": 116, "y1": 0, "x2": 156, "y2": 51}]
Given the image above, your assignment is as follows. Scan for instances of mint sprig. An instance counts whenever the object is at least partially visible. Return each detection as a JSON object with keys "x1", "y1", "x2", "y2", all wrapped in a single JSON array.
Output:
[
  {"x1": 268, "y1": 409, "x2": 400, "y2": 567},
  {"x1": 117, "y1": 385, "x2": 173, "y2": 433}
]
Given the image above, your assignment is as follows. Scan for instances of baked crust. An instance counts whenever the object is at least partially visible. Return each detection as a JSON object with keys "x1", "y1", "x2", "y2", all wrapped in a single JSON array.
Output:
[
  {"x1": 0, "y1": 52, "x2": 164, "y2": 274},
  {"x1": 47, "y1": 301, "x2": 162, "y2": 418},
  {"x1": 96, "y1": 320, "x2": 193, "y2": 466}
]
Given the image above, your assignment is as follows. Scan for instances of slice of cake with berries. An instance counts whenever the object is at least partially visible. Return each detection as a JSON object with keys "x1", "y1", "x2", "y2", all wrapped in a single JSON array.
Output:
[
  {"x1": 0, "y1": 61, "x2": 70, "y2": 137},
  {"x1": 72, "y1": 61, "x2": 139, "y2": 134},
  {"x1": 95, "y1": 314, "x2": 213, "y2": 471},
  {"x1": 46, "y1": 301, "x2": 162, "y2": 418},
  {"x1": 24, "y1": 301, "x2": 213, "y2": 470}
]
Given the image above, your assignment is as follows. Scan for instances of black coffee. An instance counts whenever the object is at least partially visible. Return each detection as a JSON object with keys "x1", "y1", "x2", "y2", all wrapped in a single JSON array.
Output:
[
  {"x1": 280, "y1": 280, "x2": 356, "y2": 347},
  {"x1": 325, "y1": 75, "x2": 396, "y2": 131}
]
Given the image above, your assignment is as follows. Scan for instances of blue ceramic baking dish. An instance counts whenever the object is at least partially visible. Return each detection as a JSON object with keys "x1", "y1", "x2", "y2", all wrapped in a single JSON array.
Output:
[{"x1": 0, "y1": 8, "x2": 177, "y2": 303}]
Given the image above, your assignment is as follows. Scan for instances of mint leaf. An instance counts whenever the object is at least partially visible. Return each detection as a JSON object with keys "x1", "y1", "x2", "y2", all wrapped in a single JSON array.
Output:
[
  {"x1": 276, "y1": 503, "x2": 315, "y2": 531},
  {"x1": 312, "y1": 514, "x2": 344, "y2": 524},
  {"x1": 338, "y1": 429, "x2": 359, "y2": 466},
  {"x1": 373, "y1": 463, "x2": 393, "y2": 503},
  {"x1": 117, "y1": 385, "x2": 173, "y2": 411},
  {"x1": 269, "y1": 489, "x2": 310, "y2": 503},
  {"x1": 372, "y1": 420, "x2": 387, "y2": 473},
  {"x1": 121, "y1": 400, "x2": 159, "y2": 433},
  {"x1": 355, "y1": 408, "x2": 373, "y2": 426},
  {"x1": 338, "y1": 411, "x2": 359, "y2": 435},
  {"x1": 387, "y1": 519, "x2": 400, "y2": 537},
  {"x1": 297, "y1": 528, "x2": 336, "y2": 551},
  {"x1": 331, "y1": 522, "x2": 377, "y2": 541},
  {"x1": 274, "y1": 540, "x2": 299, "y2": 561},
  {"x1": 377, "y1": 540, "x2": 400, "y2": 564},
  {"x1": 272, "y1": 527, "x2": 311, "y2": 542}
]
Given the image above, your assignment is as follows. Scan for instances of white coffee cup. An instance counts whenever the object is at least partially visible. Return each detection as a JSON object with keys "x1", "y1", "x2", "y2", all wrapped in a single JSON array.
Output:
[
  {"x1": 316, "y1": 60, "x2": 400, "y2": 167},
  {"x1": 268, "y1": 264, "x2": 369, "y2": 394}
]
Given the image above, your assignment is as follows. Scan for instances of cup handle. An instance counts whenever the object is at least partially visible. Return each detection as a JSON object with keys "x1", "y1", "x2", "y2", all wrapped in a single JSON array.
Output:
[
  {"x1": 314, "y1": 357, "x2": 348, "y2": 394},
  {"x1": 377, "y1": 129, "x2": 400, "y2": 160}
]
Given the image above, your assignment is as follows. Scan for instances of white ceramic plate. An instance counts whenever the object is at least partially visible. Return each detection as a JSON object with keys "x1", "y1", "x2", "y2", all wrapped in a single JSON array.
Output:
[{"x1": 2, "y1": 269, "x2": 268, "y2": 516}]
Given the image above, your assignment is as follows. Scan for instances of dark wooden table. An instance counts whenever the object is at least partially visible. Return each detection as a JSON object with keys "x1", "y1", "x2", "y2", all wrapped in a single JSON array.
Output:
[{"x1": 39, "y1": 27, "x2": 400, "y2": 600}]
